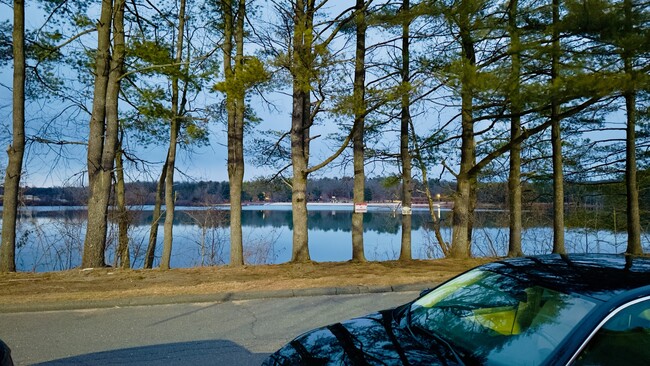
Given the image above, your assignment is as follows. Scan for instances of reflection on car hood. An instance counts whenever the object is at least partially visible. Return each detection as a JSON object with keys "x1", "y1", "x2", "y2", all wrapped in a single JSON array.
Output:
[
  {"x1": 487, "y1": 254, "x2": 650, "y2": 301},
  {"x1": 263, "y1": 310, "x2": 462, "y2": 366}
]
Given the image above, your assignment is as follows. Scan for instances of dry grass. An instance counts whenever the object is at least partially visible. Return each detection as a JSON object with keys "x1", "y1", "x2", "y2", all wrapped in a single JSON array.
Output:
[{"x1": 0, "y1": 258, "x2": 493, "y2": 306}]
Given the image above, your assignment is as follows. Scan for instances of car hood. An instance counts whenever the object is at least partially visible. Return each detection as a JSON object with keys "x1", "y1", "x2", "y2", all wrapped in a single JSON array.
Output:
[{"x1": 263, "y1": 309, "x2": 463, "y2": 366}]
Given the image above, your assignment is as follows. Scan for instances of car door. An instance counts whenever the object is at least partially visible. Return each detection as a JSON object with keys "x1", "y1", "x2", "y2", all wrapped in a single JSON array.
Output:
[{"x1": 569, "y1": 297, "x2": 650, "y2": 366}]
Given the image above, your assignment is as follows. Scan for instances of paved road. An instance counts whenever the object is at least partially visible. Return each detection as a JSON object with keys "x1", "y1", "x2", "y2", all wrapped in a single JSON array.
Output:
[{"x1": 0, "y1": 292, "x2": 418, "y2": 365}]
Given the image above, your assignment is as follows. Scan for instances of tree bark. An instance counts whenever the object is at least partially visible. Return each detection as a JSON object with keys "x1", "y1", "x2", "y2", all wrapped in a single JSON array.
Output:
[
  {"x1": 104, "y1": 1, "x2": 127, "y2": 270},
  {"x1": 160, "y1": 130, "x2": 178, "y2": 269},
  {"x1": 284, "y1": 0, "x2": 356, "y2": 261},
  {"x1": 290, "y1": 84, "x2": 311, "y2": 262},
  {"x1": 289, "y1": 0, "x2": 314, "y2": 263},
  {"x1": 450, "y1": 1, "x2": 476, "y2": 259},
  {"x1": 0, "y1": 0, "x2": 25, "y2": 272},
  {"x1": 114, "y1": 136, "x2": 130, "y2": 269},
  {"x1": 398, "y1": 0, "x2": 412, "y2": 261},
  {"x1": 351, "y1": 0, "x2": 367, "y2": 262},
  {"x1": 160, "y1": 0, "x2": 187, "y2": 270},
  {"x1": 233, "y1": 0, "x2": 246, "y2": 264},
  {"x1": 291, "y1": 167, "x2": 310, "y2": 262},
  {"x1": 507, "y1": 0, "x2": 523, "y2": 257},
  {"x1": 623, "y1": 0, "x2": 642, "y2": 255},
  {"x1": 82, "y1": 0, "x2": 117, "y2": 268},
  {"x1": 624, "y1": 90, "x2": 642, "y2": 254},
  {"x1": 224, "y1": 0, "x2": 246, "y2": 266},
  {"x1": 451, "y1": 172, "x2": 472, "y2": 258},
  {"x1": 144, "y1": 159, "x2": 167, "y2": 269},
  {"x1": 551, "y1": 0, "x2": 565, "y2": 254}
]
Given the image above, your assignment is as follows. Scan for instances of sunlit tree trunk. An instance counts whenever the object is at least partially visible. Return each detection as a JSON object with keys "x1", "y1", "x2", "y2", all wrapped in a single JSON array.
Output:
[
  {"x1": 82, "y1": 0, "x2": 120, "y2": 268},
  {"x1": 0, "y1": 0, "x2": 25, "y2": 272},
  {"x1": 144, "y1": 160, "x2": 167, "y2": 269},
  {"x1": 289, "y1": 0, "x2": 314, "y2": 263},
  {"x1": 114, "y1": 135, "x2": 130, "y2": 269},
  {"x1": 507, "y1": 0, "x2": 523, "y2": 257},
  {"x1": 160, "y1": 0, "x2": 187, "y2": 269},
  {"x1": 550, "y1": 0, "x2": 565, "y2": 254},
  {"x1": 160, "y1": 129, "x2": 179, "y2": 269},
  {"x1": 351, "y1": 0, "x2": 367, "y2": 262},
  {"x1": 398, "y1": 0, "x2": 413, "y2": 261},
  {"x1": 102, "y1": 0, "x2": 126, "y2": 267},
  {"x1": 223, "y1": 0, "x2": 246, "y2": 266},
  {"x1": 233, "y1": 1, "x2": 246, "y2": 264}
]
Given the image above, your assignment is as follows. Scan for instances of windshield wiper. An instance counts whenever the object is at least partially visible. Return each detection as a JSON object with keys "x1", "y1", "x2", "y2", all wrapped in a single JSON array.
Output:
[
  {"x1": 392, "y1": 302, "x2": 411, "y2": 323},
  {"x1": 405, "y1": 306, "x2": 466, "y2": 366}
]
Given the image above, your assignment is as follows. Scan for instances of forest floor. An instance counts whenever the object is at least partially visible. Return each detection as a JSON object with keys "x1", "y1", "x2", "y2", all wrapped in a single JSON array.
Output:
[{"x1": 0, "y1": 258, "x2": 493, "y2": 309}]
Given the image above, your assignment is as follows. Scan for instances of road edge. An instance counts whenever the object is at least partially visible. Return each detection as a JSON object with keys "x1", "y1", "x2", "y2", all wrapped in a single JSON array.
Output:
[{"x1": 0, "y1": 282, "x2": 435, "y2": 313}]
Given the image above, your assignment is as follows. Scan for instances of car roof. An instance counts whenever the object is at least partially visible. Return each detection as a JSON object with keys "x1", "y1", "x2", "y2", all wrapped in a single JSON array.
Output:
[{"x1": 484, "y1": 254, "x2": 650, "y2": 302}]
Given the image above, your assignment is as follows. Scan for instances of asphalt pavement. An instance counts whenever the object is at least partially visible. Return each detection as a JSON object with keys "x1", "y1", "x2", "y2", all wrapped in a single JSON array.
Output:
[{"x1": 0, "y1": 289, "x2": 423, "y2": 365}]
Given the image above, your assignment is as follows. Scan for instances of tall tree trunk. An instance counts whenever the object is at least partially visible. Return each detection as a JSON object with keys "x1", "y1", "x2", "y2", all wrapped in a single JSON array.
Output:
[
  {"x1": 233, "y1": 0, "x2": 246, "y2": 264},
  {"x1": 289, "y1": 0, "x2": 314, "y2": 263},
  {"x1": 399, "y1": 0, "x2": 412, "y2": 261},
  {"x1": 115, "y1": 136, "x2": 130, "y2": 269},
  {"x1": 82, "y1": 0, "x2": 116, "y2": 268},
  {"x1": 351, "y1": 0, "x2": 367, "y2": 262},
  {"x1": 623, "y1": 0, "x2": 642, "y2": 255},
  {"x1": 286, "y1": 1, "x2": 353, "y2": 261},
  {"x1": 624, "y1": 90, "x2": 642, "y2": 254},
  {"x1": 102, "y1": 0, "x2": 126, "y2": 267},
  {"x1": 551, "y1": 0, "x2": 565, "y2": 254},
  {"x1": 290, "y1": 86, "x2": 311, "y2": 262},
  {"x1": 144, "y1": 160, "x2": 167, "y2": 269},
  {"x1": 0, "y1": 0, "x2": 25, "y2": 272},
  {"x1": 223, "y1": 0, "x2": 237, "y2": 264},
  {"x1": 450, "y1": 1, "x2": 476, "y2": 259},
  {"x1": 507, "y1": 0, "x2": 523, "y2": 257},
  {"x1": 224, "y1": 0, "x2": 246, "y2": 266},
  {"x1": 160, "y1": 0, "x2": 187, "y2": 270},
  {"x1": 160, "y1": 130, "x2": 178, "y2": 269},
  {"x1": 291, "y1": 167, "x2": 310, "y2": 262},
  {"x1": 451, "y1": 173, "x2": 472, "y2": 258},
  {"x1": 467, "y1": 173, "x2": 477, "y2": 246}
]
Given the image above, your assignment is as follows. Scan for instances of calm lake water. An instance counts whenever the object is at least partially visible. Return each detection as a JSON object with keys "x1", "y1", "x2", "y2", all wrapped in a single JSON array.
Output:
[{"x1": 3, "y1": 204, "x2": 641, "y2": 272}]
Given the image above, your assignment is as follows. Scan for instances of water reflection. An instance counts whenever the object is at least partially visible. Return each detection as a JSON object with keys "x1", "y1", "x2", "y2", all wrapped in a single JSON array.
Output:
[
  {"x1": 5, "y1": 206, "x2": 633, "y2": 272},
  {"x1": 410, "y1": 268, "x2": 597, "y2": 365}
]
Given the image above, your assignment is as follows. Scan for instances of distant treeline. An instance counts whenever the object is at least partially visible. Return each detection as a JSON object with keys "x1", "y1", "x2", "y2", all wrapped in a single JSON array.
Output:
[
  {"x1": 5, "y1": 173, "x2": 650, "y2": 216},
  {"x1": 11, "y1": 171, "x2": 650, "y2": 234}
]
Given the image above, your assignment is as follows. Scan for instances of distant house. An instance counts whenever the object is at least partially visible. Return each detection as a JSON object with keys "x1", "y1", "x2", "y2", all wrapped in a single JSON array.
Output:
[{"x1": 412, "y1": 196, "x2": 429, "y2": 204}]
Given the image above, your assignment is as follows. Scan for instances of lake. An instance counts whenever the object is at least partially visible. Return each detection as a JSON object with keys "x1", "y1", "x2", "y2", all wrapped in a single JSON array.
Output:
[{"x1": 3, "y1": 203, "x2": 639, "y2": 272}]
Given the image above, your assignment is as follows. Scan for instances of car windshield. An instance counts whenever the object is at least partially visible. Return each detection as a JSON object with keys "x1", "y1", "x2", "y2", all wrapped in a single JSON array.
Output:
[{"x1": 409, "y1": 269, "x2": 597, "y2": 365}]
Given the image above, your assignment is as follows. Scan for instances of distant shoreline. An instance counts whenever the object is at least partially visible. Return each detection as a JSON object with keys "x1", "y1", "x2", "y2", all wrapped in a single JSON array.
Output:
[
  {"x1": 0, "y1": 202, "x2": 529, "y2": 213},
  {"x1": 253, "y1": 201, "x2": 453, "y2": 208}
]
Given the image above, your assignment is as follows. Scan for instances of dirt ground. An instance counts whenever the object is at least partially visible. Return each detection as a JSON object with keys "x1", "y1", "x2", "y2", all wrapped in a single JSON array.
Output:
[{"x1": 0, "y1": 259, "x2": 493, "y2": 307}]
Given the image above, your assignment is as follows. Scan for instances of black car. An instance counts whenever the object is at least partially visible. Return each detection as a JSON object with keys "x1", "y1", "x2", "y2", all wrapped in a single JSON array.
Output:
[
  {"x1": 263, "y1": 254, "x2": 650, "y2": 365},
  {"x1": 0, "y1": 339, "x2": 13, "y2": 366}
]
